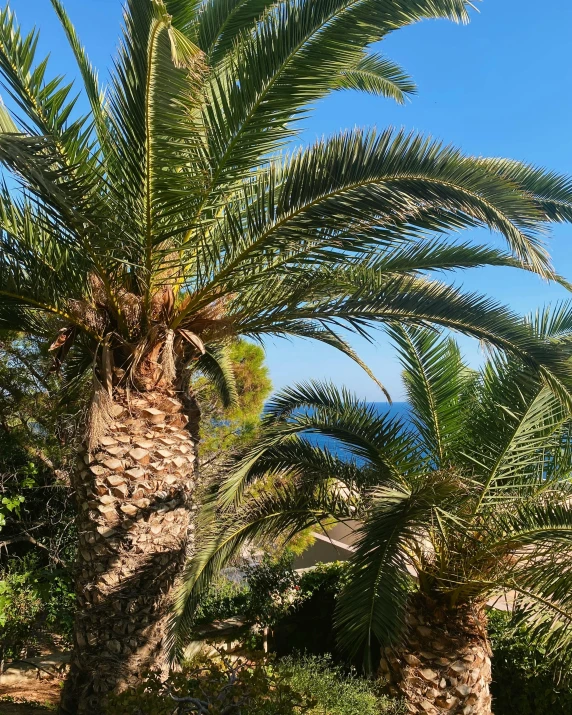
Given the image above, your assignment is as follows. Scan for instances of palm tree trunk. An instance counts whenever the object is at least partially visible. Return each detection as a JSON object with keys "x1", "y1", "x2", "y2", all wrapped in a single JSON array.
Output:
[
  {"x1": 379, "y1": 596, "x2": 493, "y2": 715},
  {"x1": 59, "y1": 388, "x2": 200, "y2": 715}
]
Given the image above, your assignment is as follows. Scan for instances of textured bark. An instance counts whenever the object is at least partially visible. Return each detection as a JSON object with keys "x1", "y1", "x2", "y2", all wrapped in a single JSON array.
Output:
[
  {"x1": 379, "y1": 596, "x2": 493, "y2": 715},
  {"x1": 59, "y1": 388, "x2": 200, "y2": 715}
]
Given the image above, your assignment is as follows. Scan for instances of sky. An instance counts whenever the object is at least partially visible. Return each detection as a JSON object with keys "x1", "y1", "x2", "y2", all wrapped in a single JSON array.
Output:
[{"x1": 9, "y1": 0, "x2": 572, "y2": 400}]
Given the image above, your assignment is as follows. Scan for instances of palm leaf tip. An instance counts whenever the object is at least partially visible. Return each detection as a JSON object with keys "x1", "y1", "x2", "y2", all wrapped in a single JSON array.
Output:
[{"x1": 336, "y1": 53, "x2": 416, "y2": 104}]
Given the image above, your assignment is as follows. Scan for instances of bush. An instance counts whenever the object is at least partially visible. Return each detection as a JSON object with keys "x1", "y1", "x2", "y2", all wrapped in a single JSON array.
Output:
[
  {"x1": 298, "y1": 562, "x2": 349, "y2": 598},
  {"x1": 0, "y1": 568, "x2": 42, "y2": 667},
  {"x1": 489, "y1": 610, "x2": 572, "y2": 715},
  {"x1": 190, "y1": 552, "x2": 301, "y2": 634},
  {"x1": 0, "y1": 554, "x2": 75, "y2": 667},
  {"x1": 272, "y1": 562, "x2": 349, "y2": 658},
  {"x1": 193, "y1": 575, "x2": 249, "y2": 625},
  {"x1": 278, "y1": 654, "x2": 403, "y2": 715},
  {"x1": 192, "y1": 551, "x2": 307, "y2": 632},
  {"x1": 106, "y1": 652, "x2": 316, "y2": 714},
  {"x1": 106, "y1": 652, "x2": 403, "y2": 715},
  {"x1": 244, "y1": 551, "x2": 303, "y2": 628}
]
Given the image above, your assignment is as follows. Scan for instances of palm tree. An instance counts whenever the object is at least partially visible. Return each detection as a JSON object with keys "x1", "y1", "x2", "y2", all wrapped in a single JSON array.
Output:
[
  {"x1": 180, "y1": 306, "x2": 572, "y2": 714},
  {"x1": 1, "y1": 0, "x2": 572, "y2": 710}
]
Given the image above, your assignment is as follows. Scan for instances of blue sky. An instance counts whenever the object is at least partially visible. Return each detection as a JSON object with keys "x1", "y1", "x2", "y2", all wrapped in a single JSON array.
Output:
[{"x1": 10, "y1": 0, "x2": 572, "y2": 400}]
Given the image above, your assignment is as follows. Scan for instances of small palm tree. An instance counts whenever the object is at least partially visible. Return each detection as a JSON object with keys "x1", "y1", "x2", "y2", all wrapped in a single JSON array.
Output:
[
  {"x1": 1, "y1": 0, "x2": 572, "y2": 710},
  {"x1": 181, "y1": 306, "x2": 572, "y2": 714}
]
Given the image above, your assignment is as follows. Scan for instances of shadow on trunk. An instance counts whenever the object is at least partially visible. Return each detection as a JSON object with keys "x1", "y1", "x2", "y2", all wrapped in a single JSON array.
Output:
[
  {"x1": 59, "y1": 391, "x2": 199, "y2": 714},
  {"x1": 380, "y1": 595, "x2": 493, "y2": 715},
  {"x1": 59, "y1": 540, "x2": 187, "y2": 714}
]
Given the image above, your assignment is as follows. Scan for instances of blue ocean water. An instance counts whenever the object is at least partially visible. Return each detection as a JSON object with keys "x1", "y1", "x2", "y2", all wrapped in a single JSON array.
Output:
[{"x1": 370, "y1": 402, "x2": 411, "y2": 421}]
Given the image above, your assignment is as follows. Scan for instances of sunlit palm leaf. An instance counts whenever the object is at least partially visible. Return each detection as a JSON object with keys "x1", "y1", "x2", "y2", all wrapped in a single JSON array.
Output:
[
  {"x1": 336, "y1": 52, "x2": 416, "y2": 102},
  {"x1": 192, "y1": 343, "x2": 239, "y2": 408},
  {"x1": 388, "y1": 325, "x2": 475, "y2": 465},
  {"x1": 170, "y1": 474, "x2": 355, "y2": 657}
]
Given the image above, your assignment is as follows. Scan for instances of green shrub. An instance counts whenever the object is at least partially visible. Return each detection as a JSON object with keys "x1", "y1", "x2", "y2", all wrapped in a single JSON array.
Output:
[
  {"x1": 40, "y1": 568, "x2": 75, "y2": 638},
  {"x1": 0, "y1": 569, "x2": 42, "y2": 666},
  {"x1": 489, "y1": 610, "x2": 572, "y2": 715},
  {"x1": 272, "y1": 562, "x2": 349, "y2": 658},
  {"x1": 298, "y1": 562, "x2": 349, "y2": 598},
  {"x1": 277, "y1": 654, "x2": 403, "y2": 715},
  {"x1": 0, "y1": 554, "x2": 75, "y2": 666},
  {"x1": 106, "y1": 652, "x2": 403, "y2": 715},
  {"x1": 193, "y1": 575, "x2": 249, "y2": 625},
  {"x1": 192, "y1": 552, "x2": 305, "y2": 630},
  {"x1": 244, "y1": 551, "x2": 304, "y2": 628},
  {"x1": 106, "y1": 653, "x2": 316, "y2": 714}
]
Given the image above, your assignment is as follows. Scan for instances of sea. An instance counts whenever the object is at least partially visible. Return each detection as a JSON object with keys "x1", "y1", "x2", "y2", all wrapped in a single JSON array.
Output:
[{"x1": 370, "y1": 402, "x2": 410, "y2": 421}]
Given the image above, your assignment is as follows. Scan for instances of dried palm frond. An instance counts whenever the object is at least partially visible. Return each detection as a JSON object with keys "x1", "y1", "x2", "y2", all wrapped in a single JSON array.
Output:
[
  {"x1": 85, "y1": 375, "x2": 114, "y2": 451},
  {"x1": 161, "y1": 328, "x2": 177, "y2": 383}
]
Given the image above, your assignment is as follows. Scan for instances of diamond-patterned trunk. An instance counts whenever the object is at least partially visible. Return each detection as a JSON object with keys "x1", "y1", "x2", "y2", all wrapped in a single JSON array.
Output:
[
  {"x1": 380, "y1": 596, "x2": 493, "y2": 715},
  {"x1": 59, "y1": 389, "x2": 199, "y2": 715}
]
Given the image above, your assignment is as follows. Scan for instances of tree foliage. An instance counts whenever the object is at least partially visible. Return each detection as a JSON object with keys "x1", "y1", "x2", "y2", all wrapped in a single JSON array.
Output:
[
  {"x1": 195, "y1": 340, "x2": 272, "y2": 465},
  {"x1": 177, "y1": 305, "x2": 572, "y2": 670},
  {"x1": 0, "y1": 335, "x2": 77, "y2": 562},
  {"x1": 0, "y1": 0, "x2": 571, "y2": 413},
  {"x1": 0, "y1": 337, "x2": 78, "y2": 663},
  {"x1": 488, "y1": 610, "x2": 572, "y2": 715}
]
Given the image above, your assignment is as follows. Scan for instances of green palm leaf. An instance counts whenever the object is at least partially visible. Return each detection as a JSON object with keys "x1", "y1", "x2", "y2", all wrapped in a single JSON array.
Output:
[
  {"x1": 192, "y1": 343, "x2": 239, "y2": 408},
  {"x1": 196, "y1": 0, "x2": 272, "y2": 60},
  {"x1": 49, "y1": 0, "x2": 106, "y2": 143},
  {"x1": 198, "y1": 0, "x2": 473, "y2": 193},
  {"x1": 388, "y1": 325, "x2": 475, "y2": 465},
  {"x1": 335, "y1": 472, "x2": 461, "y2": 667},
  {"x1": 479, "y1": 158, "x2": 572, "y2": 223},
  {"x1": 336, "y1": 52, "x2": 416, "y2": 102},
  {"x1": 171, "y1": 473, "x2": 355, "y2": 657},
  {"x1": 184, "y1": 306, "x2": 572, "y2": 671},
  {"x1": 218, "y1": 380, "x2": 419, "y2": 508}
]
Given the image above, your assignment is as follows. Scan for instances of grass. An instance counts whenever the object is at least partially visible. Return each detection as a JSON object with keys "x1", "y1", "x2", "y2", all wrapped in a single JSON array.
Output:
[{"x1": 277, "y1": 654, "x2": 404, "y2": 715}]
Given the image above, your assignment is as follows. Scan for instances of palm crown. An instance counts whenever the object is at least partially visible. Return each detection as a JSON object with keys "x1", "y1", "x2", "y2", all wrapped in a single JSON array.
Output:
[
  {"x1": 178, "y1": 305, "x2": 572, "y2": 669},
  {"x1": 1, "y1": 0, "x2": 572, "y2": 402}
]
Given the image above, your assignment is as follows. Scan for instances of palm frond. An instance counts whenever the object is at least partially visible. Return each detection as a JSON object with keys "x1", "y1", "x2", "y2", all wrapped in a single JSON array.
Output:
[
  {"x1": 0, "y1": 5, "x2": 110, "y2": 243},
  {"x1": 170, "y1": 474, "x2": 354, "y2": 658},
  {"x1": 334, "y1": 474, "x2": 459, "y2": 669},
  {"x1": 105, "y1": 0, "x2": 206, "y2": 286},
  {"x1": 466, "y1": 371, "x2": 570, "y2": 512},
  {"x1": 269, "y1": 322, "x2": 391, "y2": 400},
  {"x1": 192, "y1": 343, "x2": 239, "y2": 408},
  {"x1": 263, "y1": 381, "x2": 416, "y2": 470},
  {"x1": 198, "y1": 0, "x2": 473, "y2": 197},
  {"x1": 336, "y1": 52, "x2": 416, "y2": 103},
  {"x1": 0, "y1": 188, "x2": 96, "y2": 331},
  {"x1": 218, "y1": 380, "x2": 418, "y2": 508},
  {"x1": 388, "y1": 324, "x2": 475, "y2": 465},
  {"x1": 235, "y1": 437, "x2": 370, "y2": 495},
  {"x1": 49, "y1": 0, "x2": 107, "y2": 143},
  {"x1": 308, "y1": 270, "x2": 572, "y2": 406},
  {"x1": 526, "y1": 301, "x2": 572, "y2": 342},
  {"x1": 365, "y1": 239, "x2": 533, "y2": 275},
  {"x1": 196, "y1": 0, "x2": 271, "y2": 61},
  {"x1": 166, "y1": 0, "x2": 203, "y2": 38},
  {"x1": 494, "y1": 502, "x2": 572, "y2": 674},
  {"x1": 479, "y1": 158, "x2": 572, "y2": 223},
  {"x1": 0, "y1": 97, "x2": 18, "y2": 133},
  {"x1": 0, "y1": 6, "x2": 92, "y2": 156},
  {"x1": 176, "y1": 128, "x2": 558, "y2": 323}
]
